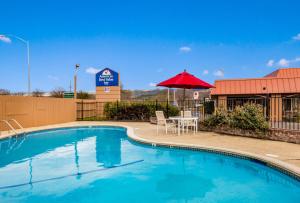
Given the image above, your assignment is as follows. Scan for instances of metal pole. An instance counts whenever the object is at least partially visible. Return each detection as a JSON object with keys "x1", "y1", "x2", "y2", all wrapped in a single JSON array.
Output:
[
  {"x1": 174, "y1": 89, "x2": 176, "y2": 103},
  {"x1": 183, "y1": 88, "x2": 186, "y2": 116},
  {"x1": 74, "y1": 74, "x2": 77, "y2": 99},
  {"x1": 26, "y1": 41, "x2": 31, "y2": 95},
  {"x1": 0, "y1": 34, "x2": 31, "y2": 95},
  {"x1": 74, "y1": 64, "x2": 80, "y2": 99},
  {"x1": 166, "y1": 98, "x2": 169, "y2": 117}
]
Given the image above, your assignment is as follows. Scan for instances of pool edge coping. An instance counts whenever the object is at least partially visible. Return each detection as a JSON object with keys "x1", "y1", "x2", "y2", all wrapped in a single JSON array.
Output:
[{"x1": 1, "y1": 122, "x2": 300, "y2": 180}]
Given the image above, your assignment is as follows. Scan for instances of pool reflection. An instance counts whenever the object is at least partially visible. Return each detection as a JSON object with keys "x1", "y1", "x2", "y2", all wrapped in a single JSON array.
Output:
[{"x1": 95, "y1": 132, "x2": 122, "y2": 168}]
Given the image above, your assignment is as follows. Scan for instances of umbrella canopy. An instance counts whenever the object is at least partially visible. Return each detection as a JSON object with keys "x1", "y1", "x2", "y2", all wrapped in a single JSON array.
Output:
[{"x1": 157, "y1": 70, "x2": 214, "y2": 89}]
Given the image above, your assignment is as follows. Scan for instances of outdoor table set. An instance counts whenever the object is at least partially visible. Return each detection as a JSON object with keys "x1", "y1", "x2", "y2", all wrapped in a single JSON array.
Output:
[{"x1": 169, "y1": 116, "x2": 199, "y2": 135}]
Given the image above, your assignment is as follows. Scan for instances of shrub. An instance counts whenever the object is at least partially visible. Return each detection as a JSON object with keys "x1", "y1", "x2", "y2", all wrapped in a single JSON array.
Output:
[
  {"x1": 203, "y1": 103, "x2": 269, "y2": 133},
  {"x1": 203, "y1": 108, "x2": 229, "y2": 127},
  {"x1": 230, "y1": 103, "x2": 269, "y2": 132},
  {"x1": 104, "y1": 101, "x2": 179, "y2": 121}
]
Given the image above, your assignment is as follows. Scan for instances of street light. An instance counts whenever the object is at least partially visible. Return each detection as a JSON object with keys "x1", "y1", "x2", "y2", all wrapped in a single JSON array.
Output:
[
  {"x1": 0, "y1": 34, "x2": 31, "y2": 95},
  {"x1": 74, "y1": 64, "x2": 80, "y2": 99}
]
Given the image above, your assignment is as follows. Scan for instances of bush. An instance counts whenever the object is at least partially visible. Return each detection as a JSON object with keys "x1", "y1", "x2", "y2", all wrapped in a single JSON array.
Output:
[
  {"x1": 230, "y1": 103, "x2": 269, "y2": 132},
  {"x1": 203, "y1": 108, "x2": 229, "y2": 127},
  {"x1": 203, "y1": 103, "x2": 269, "y2": 132},
  {"x1": 104, "y1": 101, "x2": 179, "y2": 121}
]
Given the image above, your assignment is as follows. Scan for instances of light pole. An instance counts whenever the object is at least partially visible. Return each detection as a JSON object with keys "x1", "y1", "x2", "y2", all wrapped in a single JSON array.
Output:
[
  {"x1": 0, "y1": 34, "x2": 31, "y2": 95},
  {"x1": 74, "y1": 64, "x2": 80, "y2": 99}
]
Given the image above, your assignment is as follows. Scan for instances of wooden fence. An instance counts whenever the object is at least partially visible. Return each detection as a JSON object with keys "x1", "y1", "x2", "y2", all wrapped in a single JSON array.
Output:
[{"x1": 0, "y1": 96, "x2": 76, "y2": 131}]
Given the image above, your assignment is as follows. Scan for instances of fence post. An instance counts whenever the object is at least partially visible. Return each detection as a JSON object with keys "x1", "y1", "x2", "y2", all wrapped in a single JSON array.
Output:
[
  {"x1": 203, "y1": 97, "x2": 205, "y2": 120},
  {"x1": 81, "y1": 100, "x2": 84, "y2": 120}
]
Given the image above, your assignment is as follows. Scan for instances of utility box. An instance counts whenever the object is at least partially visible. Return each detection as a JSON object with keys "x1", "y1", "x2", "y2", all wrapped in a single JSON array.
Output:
[{"x1": 95, "y1": 68, "x2": 121, "y2": 102}]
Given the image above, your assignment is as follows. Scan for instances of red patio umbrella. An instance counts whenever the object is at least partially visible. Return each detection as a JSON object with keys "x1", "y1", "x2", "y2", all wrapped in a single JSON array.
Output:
[
  {"x1": 157, "y1": 70, "x2": 214, "y2": 89},
  {"x1": 157, "y1": 70, "x2": 214, "y2": 113}
]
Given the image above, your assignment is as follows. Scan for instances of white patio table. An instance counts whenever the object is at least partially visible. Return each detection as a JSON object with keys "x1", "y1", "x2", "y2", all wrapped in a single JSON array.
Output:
[{"x1": 168, "y1": 116, "x2": 198, "y2": 135}]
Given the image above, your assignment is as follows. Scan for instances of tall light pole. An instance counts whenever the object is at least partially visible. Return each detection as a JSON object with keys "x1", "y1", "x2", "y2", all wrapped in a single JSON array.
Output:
[
  {"x1": 74, "y1": 64, "x2": 80, "y2": 99},
  {"x1": 0, "y1": 34, "x2": 31, "y2": 95}
]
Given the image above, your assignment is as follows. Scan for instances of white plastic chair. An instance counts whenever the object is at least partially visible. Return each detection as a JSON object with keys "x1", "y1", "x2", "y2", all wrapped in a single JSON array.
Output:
[
  {"x1": 155, "y1": 111, "x2": 177, "y2": 134},
  {"x1": 180, "y1": 111, "x2": 197, "y2": 133}
]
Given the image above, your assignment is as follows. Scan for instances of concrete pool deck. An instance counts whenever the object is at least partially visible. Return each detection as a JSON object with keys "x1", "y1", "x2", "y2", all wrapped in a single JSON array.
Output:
[{"x1": 1, "y1": 121, "x2": 300, "y2": 177}]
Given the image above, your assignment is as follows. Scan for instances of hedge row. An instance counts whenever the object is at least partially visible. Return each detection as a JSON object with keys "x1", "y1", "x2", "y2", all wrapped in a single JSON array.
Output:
[{"x1": 104, "y1": 101, "x2": 179, "y2": 121}]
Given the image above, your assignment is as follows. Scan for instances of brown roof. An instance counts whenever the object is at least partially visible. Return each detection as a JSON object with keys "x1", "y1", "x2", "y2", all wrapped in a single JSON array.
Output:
[
  {"x1": 211, "y1": 68, "x2": 300, "y2": 95},
  {"x1": 264, "y1": 68, "x2": 300, "y2": 78}
]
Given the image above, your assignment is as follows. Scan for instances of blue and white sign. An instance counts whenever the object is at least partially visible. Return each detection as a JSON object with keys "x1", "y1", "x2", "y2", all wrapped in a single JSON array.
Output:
[{"x1": 96, "y1": 68, "x2": 119, "y2": 86}]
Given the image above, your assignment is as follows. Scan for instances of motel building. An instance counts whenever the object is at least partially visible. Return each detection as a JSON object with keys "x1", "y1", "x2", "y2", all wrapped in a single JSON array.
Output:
[{"x1": 211, "y1": 68, "x2": 300, "y2": 128}]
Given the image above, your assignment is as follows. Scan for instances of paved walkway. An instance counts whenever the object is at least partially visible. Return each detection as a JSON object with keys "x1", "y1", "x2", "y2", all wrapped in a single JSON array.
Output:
[{"x1": 1, "y1": 121, "x2": 300, "y2": 170}]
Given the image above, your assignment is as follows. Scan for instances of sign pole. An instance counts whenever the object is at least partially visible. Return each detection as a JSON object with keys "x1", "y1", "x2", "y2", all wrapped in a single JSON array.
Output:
[{"x1": 74, "y1": 64, "x2": 80, "y2": 99}]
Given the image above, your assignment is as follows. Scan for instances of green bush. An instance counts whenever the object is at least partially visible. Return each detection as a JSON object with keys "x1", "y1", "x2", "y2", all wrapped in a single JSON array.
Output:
[
  {"x1": 203, "y1": 108, "x2": 229, "y2": 127},
  {"x1": 104, "y1": 101, "x2": 179, "y2": 121},
  {"x1": 230, "y1": 103, "x2": 269, "y2": 131},
  {"x1": 203, "y1": 103, "x2": 269, "y2": 132}
]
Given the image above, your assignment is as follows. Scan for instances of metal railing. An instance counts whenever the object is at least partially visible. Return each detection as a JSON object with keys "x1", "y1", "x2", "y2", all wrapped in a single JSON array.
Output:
[
  {"x1": 217, "y1": 95, "x2": 300, "y2": 131},
  {"x1": 0, "y1": 120, "x2": 18, "y2": 135},
  {"x1": 76, "y1": 99, "x2": 215, "y2": 121},
  {"x1": 0, "y1": 119, "x2": 25, "y2": 136}
]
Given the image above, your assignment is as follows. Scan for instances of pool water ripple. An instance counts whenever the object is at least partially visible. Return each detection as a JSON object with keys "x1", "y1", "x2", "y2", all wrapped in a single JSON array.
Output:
[{"x1": 0, "y1": 126, "x2": 299, "y2": 203}]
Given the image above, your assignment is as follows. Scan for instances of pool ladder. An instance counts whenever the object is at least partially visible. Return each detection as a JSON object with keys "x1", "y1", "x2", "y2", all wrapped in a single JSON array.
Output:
[{"x1": 0, "y1": 119, "x2": 25, "y2": 136}]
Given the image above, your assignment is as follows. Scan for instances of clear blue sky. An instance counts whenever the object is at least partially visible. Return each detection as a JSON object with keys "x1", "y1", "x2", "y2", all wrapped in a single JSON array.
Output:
[{"x1": 1, "y1": 0, "x2": 300, "y2": 92}]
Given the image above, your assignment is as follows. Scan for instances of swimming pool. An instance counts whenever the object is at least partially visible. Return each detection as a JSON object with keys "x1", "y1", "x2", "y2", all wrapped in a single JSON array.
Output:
[{"x1": 0, "y1": 126, "x2": 299, "y2": 203}]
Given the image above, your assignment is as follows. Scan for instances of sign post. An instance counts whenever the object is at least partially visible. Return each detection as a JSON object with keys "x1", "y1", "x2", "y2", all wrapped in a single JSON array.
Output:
[{"x1": 95, "y1": 68, "x2": 121, "y2": 102}]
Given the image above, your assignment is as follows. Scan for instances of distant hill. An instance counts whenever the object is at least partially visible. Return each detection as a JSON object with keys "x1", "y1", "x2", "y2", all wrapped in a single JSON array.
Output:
[{"x1": 121, "y1": 88, "x2": 211, "y2": 101}]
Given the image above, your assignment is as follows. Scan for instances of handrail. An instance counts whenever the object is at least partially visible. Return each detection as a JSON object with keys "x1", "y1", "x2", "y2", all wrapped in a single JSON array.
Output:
[
  {"x1": 8, "y1": 119, "x2": 24, "y2": 130},
  {"x1": 0, "y1": 120, "x2": 18, "y2": 135}
]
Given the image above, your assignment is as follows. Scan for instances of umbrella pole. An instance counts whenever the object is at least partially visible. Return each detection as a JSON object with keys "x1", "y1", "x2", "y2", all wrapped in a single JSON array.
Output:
[
  {"x1": 167, "y1": 88, "x2": 170, "y2": 104},
  {"x1": 174, "y1": 89, "x2": 176, "y2": 105},
  {"x1": 183, "y1": 88, "x2": 185, "y2": 117}
]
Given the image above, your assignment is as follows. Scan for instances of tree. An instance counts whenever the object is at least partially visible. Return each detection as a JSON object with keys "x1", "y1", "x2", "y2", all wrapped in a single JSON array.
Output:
[
  {"x1": 0, "y1": 89, "x2": 10, "y2": 95},
  {"x1": 50, "y1": 87, "x2": 65, "y2": 98},
  {"x1": 32, "y1": 89, "x2": 44, "y2": 97},
  {"x1": 77, "y1": 91, "x2": 92, "y2": 99}
]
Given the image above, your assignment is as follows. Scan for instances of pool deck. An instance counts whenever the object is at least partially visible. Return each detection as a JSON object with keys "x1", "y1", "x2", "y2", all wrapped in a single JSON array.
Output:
[{"x1": 1, "y1": 121, "x2": 300, "y2": 177}]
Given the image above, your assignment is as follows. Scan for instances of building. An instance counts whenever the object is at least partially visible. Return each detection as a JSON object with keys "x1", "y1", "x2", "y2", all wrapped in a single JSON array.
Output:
[{"x1": 211, "y1": 68, "x2": 300, "y2": 123}]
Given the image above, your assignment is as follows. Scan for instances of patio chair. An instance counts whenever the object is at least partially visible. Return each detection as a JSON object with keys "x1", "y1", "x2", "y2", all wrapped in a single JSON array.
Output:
[
  {"x1": 180, "y1": 111, "x2": 197, "y2": 133},
  {"x1": 155, "y1": 111, "x2": 177, "y2": 135}
]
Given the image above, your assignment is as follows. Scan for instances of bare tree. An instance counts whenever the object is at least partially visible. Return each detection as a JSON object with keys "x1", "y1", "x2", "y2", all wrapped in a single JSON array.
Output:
[
  {"x1": 32, "y1": 89, "x2": 44, "y2": 97},
  {"x1": 0, "y1": 89, "x2": 10, "y2": 95},
  {"x1": 13, "y1": 92, "x2": 26, "y2": 96},
  {"x1": 50, "y1": 87, "x2": 65, "y2": 98}
]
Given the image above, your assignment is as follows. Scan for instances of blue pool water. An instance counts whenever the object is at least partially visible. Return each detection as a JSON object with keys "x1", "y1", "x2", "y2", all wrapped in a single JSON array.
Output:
[{"x1": 0, "y1": 126, "x2": 299, "y2": 203}]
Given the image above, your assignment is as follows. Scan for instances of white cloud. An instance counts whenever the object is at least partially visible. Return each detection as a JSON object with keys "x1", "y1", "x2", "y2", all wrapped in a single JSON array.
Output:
[
  {"x1": 278, "y1": 58, "x2": 290, "y2": 67},
  {"x1": 149, "y1": 82, "x2": 156, "y2": 87},
  {"x1": 0, "y1": 35, "x2": 11, "y2": 43},
  {"x1": 86, "y1": 67, "x2": 100, "y2": 74},
  {"x1": 48, "y1": 75, "x2": 59, "y2": 81},
  {"x1": 202, "y1": 70, "x2": 209, "y2": 75},
  {"x1": 179, "y1": 46, "x2": 191, "y2": 53},
  {"x1": 292, "y1": 33, "x2": 300, "y2": 41},
  {"x1": 267, "y1": 59, "x2": 274, "y2": 67},
  {"x1": 267, "y1": 57, "x2": 300, "y2": 68},
  {"x1": 213, "y1": 69, "x2": 224, "y2": 77}
]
